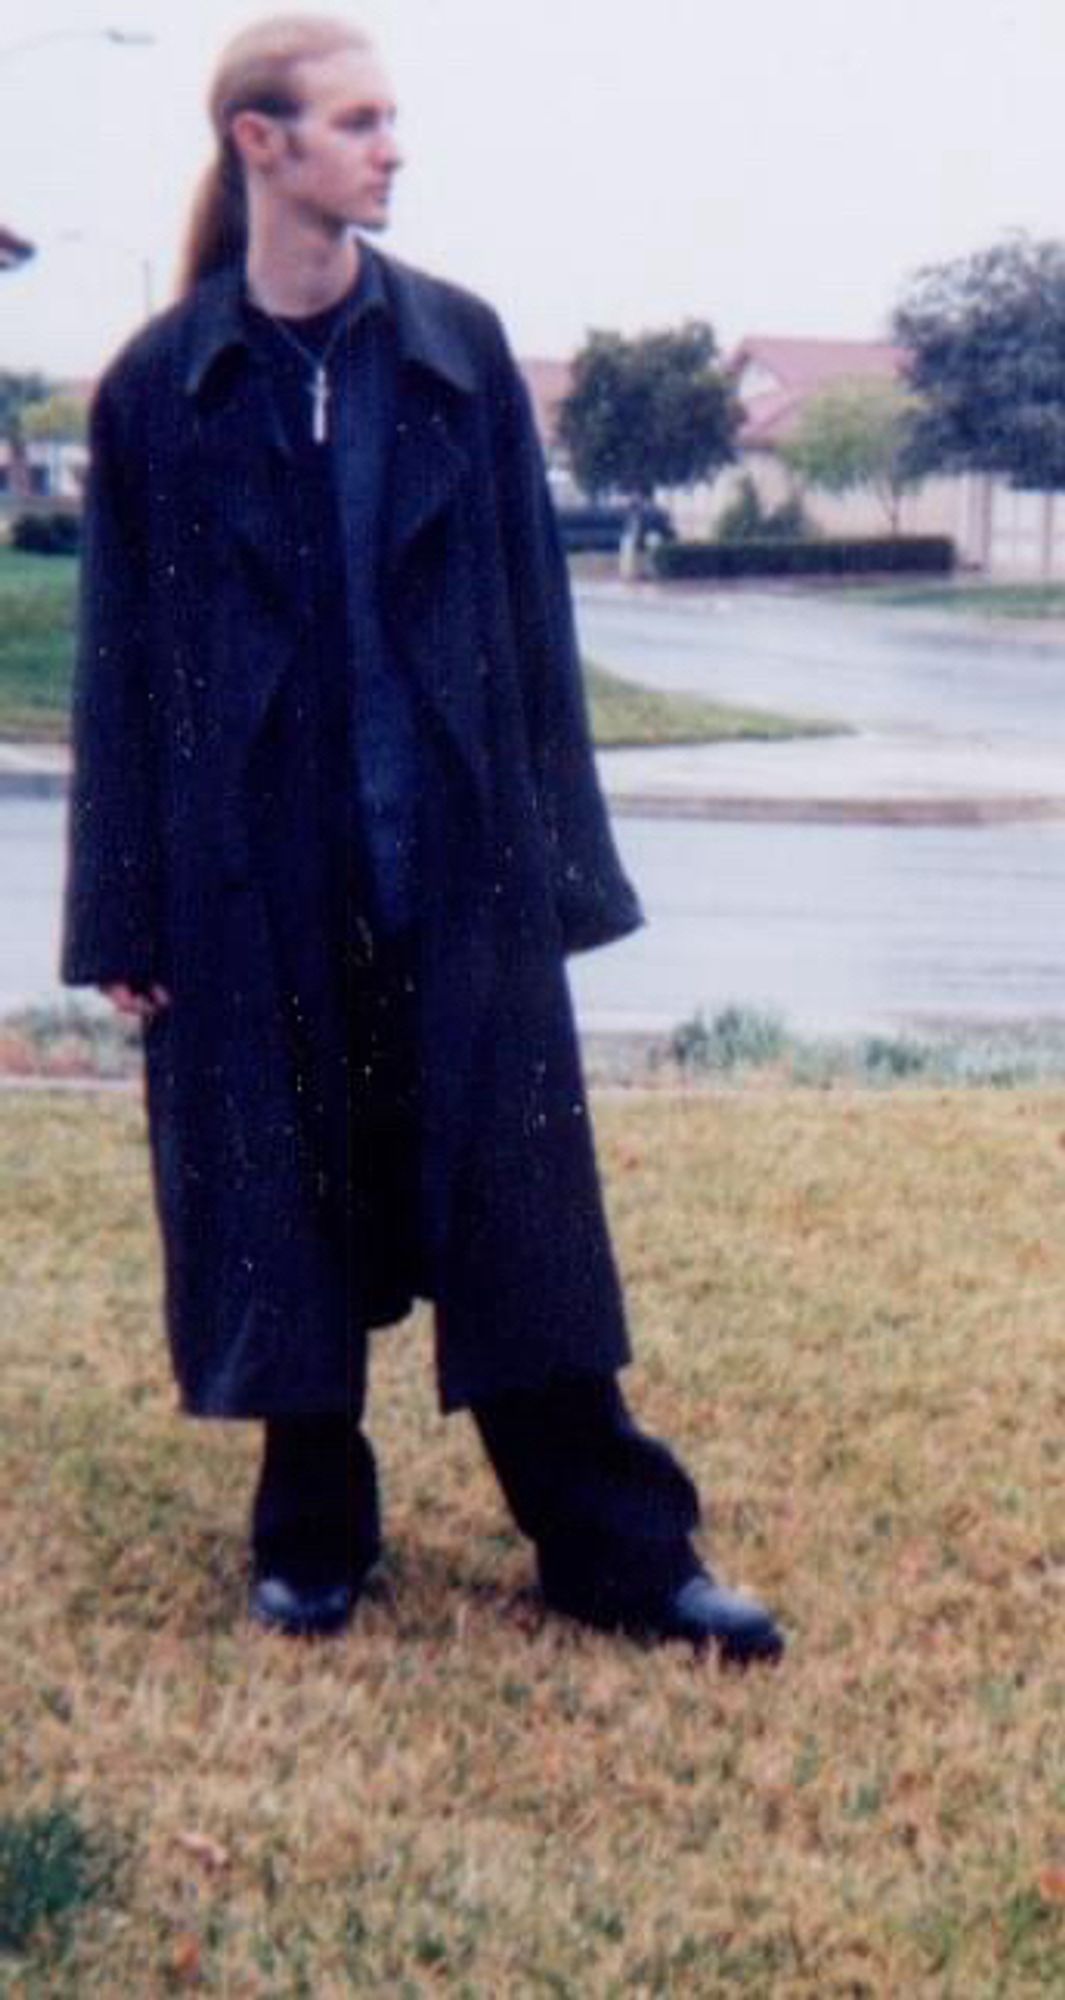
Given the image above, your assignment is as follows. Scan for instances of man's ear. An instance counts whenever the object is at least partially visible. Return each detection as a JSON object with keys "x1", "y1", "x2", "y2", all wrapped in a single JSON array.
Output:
[{"x1": 229, "y1": 109, "x2": 284, "y2": 175}]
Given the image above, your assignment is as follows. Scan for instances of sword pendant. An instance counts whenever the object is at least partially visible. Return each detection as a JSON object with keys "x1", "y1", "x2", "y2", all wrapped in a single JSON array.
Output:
[{"x1": 311, "y1": 366, "x2": 330, "y2": 444}]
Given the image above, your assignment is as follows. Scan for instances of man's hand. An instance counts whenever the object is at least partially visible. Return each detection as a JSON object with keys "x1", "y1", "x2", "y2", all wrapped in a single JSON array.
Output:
[{"x1": 101, "y1": 983, "x2": 172, "y2": 1023}]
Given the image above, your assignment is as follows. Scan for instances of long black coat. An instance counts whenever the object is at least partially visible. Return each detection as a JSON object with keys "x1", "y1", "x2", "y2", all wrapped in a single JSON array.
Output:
[{"x1": 62, "y1": 253, "x2": 643, "y2": 1417}]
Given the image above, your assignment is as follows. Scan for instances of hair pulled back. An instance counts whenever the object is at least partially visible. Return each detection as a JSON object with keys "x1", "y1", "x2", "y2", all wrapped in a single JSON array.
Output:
[{"x1": 178, "y1": 14, "x2": 372, "y2": 296}]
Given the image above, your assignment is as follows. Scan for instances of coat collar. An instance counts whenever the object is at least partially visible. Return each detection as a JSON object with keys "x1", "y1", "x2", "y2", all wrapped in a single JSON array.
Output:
[{"x1": 183, "y1": 241, "x2": 477, "y2": 402}]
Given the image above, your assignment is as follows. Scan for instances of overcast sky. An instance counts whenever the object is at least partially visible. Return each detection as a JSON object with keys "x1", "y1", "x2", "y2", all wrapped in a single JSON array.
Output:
[{"x1": 3, "y1": 0, "x2": 1065, "y2": 381}]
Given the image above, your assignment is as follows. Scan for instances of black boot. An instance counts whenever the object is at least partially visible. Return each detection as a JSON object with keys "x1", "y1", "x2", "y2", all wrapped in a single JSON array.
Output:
[{"x1": 249, "y1": 1415, "x2": 380, "y2": 1637}]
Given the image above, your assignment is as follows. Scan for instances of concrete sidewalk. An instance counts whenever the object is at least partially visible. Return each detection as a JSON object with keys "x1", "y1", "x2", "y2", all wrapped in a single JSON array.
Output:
[
  {"x1": 5, "y1": 729, "x2": 1065, "y2": 825},
  {"x1": 0, "y1": 741, "x2": 70, "y2": 799},
  {"x1": 598, "y1": 731, "x2": 1065, "y2": 826}
]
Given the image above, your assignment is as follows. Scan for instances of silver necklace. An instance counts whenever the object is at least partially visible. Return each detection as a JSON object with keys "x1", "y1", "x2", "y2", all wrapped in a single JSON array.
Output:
[{"x1": 252, "y1": 295, "x2": 355, "y2": 443}]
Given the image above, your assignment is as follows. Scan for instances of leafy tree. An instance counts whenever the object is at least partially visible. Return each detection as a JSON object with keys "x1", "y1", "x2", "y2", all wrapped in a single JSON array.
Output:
[
  {"x1": 22, "y1": 394, "x2": 88, "y2": 445},
  {"x1": 557, "y1": 322, "x2": 739, "y2": 504},
  {"x1": 893, "y1": 234, "x2": 1065, "y2": 490},
  {"x1": 0, "y1": 372, "x2": 52, "y2": 500},
  {"x1": 781, "y1": 379, "x2": 921, "y2": 533}
]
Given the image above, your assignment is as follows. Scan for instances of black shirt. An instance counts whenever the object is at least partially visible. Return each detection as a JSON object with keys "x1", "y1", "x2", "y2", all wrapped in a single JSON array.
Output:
[{"x1": 243, "y1": 249, "x2": 417, "y2": 935}]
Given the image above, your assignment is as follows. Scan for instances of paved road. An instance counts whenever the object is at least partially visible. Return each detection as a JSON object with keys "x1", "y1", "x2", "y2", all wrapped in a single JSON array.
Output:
[
  {"x1": 7, "y1": 795, "x2": 1065, "y2": 1034},
  {"x1": 4, "y1": 589, "x2": 1063, "y2": 1032},
  {"x1": 576, "y1": 584, "x2": 1065, "y2": 742}
]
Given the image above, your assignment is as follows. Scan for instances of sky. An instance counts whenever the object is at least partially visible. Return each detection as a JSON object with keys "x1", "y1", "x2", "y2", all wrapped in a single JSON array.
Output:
[{"x1": 3, "y1": 0, "x2": 1065, "y2": 381}]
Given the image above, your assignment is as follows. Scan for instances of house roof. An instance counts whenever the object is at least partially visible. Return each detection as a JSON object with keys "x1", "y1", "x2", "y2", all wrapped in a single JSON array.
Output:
[
  {"x1": 519, "y1": 358, "x2": 573, "y2": 448},
  {"x1": 732, "y1": 335, "x2": 905, "y2": 447}
]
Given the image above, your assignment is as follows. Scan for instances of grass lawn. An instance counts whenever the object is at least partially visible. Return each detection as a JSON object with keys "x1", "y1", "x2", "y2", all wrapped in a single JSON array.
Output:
[
  {"x1": 2, "y1": 1087, "x2": 1064, "y2": 1991},
  {"x1": 0, "y1": 551, "x2": 78, "y2": 741},
  {"x1": 0, "y1": 550, "x2": 831, "y2": 749},
  {"x1": 847, "y1": 580, "x2": 1065, "y2": 620},
  {"x1": 584, "y1": 662, "x2": 832, "y2": 748}
]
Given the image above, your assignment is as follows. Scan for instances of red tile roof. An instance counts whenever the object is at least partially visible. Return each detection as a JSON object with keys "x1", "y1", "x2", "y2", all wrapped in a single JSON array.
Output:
[
  {"x1": 732, "y1": 335, "x2": 905, "y2": 447},
  {"x1": 519, "y1": 358, "x2": 573, "y2": 448}
]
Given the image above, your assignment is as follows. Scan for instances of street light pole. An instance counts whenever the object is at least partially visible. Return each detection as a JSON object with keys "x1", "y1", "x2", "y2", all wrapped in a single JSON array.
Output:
[{"x1": 0, "y1": 27, "x2": 155, "y2": 63}]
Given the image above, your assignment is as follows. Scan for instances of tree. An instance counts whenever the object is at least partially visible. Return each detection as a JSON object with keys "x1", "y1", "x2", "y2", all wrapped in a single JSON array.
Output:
[
  {"x1": 781, "y1": 379, "x2": 921, "y2": 533},
  {"x1": 557, "y1": 322, "x2": 739, "y2": 505},
  {"x1": 0, "y1": 371, "x2": 51, "y2": 500},
  {"x1": 22, "y1": 393, "x2": 88, "y2": 445},
  {"x1": 893, "y1": 233, "x2": 1065, "y2": 490}
]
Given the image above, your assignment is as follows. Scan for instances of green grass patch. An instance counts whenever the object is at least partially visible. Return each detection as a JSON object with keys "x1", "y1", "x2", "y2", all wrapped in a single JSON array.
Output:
[
  {"x1": 0, "y1": 548, "x2": 78, "y2": 740},
  {"x1": 585, "y1": 660, "x2": 834, "y2": 747},
  {"x1": 2, "y1": 1088, "x2": 1064, "y2": 1990},
  {"x1": 0, "y1": 551, "x2": 834, "y2": 748},
  {"x1": 0, "y1": 1802, "x2": 124, "y2": 1962},
  {"x1": 847, "y1": 579, "x2": 1065, "y2": 619}
]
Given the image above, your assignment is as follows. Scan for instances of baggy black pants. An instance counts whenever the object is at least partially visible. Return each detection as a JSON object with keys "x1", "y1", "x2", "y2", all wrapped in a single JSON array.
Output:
[
  {"x1": 254, "y1": 917, "x2": 704, "y2": 1616},
  {"x1": 252, "y1": 1376, "x2": 702, "y2": 1620}
]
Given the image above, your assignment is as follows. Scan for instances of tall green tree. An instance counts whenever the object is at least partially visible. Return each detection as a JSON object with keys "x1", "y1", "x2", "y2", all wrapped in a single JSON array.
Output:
[
  {"x1": 781, "y1": 379, "x2": 922, "y2": 533},
  {"x1": 557, "y1": 322, "x2": 738, "y2": 504},
  {"x1": 0, "y1": 371, "x2": 52, "y2": 500},
  {"x1": 893, "y1": 234, "x2": 1065, "y2": 489}
]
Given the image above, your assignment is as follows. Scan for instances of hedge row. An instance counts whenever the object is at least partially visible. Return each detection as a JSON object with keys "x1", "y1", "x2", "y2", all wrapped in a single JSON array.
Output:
[
  {"x1": 653, "y1": 536, "x2": 956, "y2": 579},
  {"x1": 10, "y1": 511, "x2": 81, "y2": 556}
]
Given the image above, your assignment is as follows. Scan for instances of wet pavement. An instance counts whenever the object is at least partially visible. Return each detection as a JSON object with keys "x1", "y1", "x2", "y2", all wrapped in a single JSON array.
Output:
[
  {"x1": 6, "y1": 794, "x2": 1065, "y2": 1035},
  {"x1": 3, "y1": 586, "x2": 1063, "y2": 1031},
  {"x1": 576, "y1": 583, "x2": 1065, "y2": 741}
]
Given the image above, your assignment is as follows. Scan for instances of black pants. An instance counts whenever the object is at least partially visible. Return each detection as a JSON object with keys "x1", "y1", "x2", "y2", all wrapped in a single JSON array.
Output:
[
  {"x1": 252, "y1": 1373, "x2": 702, "y2": 1618},
  {"x1": 255, "y1": 917, "x2": 703, "y2": 1615}
]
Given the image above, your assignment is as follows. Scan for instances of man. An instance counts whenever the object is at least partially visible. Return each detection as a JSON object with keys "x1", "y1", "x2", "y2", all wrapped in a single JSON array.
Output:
[{"x1": 63, "y1": 14, "x2": 783, "y2": 1664}]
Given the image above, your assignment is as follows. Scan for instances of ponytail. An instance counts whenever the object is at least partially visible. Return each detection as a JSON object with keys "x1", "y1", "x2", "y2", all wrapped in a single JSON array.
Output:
[{"x1": 178, "y1": 142, "x2": 248, "y2": 297}]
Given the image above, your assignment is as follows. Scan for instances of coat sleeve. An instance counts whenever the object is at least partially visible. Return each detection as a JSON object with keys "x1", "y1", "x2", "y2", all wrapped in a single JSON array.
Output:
[
  {"x1": 489, "y1": 335, "x2": 644, "y2": 955},
  {"x1": 61, "y1": 371, "x2": 166, "y2": 988}
]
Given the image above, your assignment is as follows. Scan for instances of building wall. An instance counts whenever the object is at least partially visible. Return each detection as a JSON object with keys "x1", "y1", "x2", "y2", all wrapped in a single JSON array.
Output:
[
  {"x1": 0, "y1": 441, "x2": 87, "y2": 501},
  {"x1": 661, "y1": 456, "x2": 1065, "y2": 576}
]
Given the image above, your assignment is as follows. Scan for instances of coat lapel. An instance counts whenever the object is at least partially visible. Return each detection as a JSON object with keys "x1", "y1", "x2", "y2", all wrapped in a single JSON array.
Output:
[
  {"x1": 184, "y1": 256, "x2": 489, "y2": 806},
  {"x1": 382, "y1": 391, "x2": 468, "y2": 582}
]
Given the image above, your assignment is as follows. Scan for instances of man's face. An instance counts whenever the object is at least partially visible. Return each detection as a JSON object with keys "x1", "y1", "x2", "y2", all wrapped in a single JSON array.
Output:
[{"x1": 271, "y1": 45, "x2": 403, "y2": 233}]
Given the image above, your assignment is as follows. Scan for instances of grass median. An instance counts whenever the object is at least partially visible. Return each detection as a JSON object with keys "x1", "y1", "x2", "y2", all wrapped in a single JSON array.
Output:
[
  {"x1": 0, "y1": 550, "x2": 833, "y2": 748},
  {"x1": 2, "y1": 1086, "x2": 1063, "y2": 1990},
  {"x1": 845, "y1": 580, "x2": 1065, "y2": 620}
]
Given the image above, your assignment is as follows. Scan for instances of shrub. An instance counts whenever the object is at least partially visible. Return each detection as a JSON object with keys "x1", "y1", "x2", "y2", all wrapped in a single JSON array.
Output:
[
  {"x1": 10, "y1": 510, "x2": 81, "y2": 556},
  {"x1": 670, "y1": 1005, "x2": 788, "y2": 1073},
  {"x1": 654, "y1": 535, "x2": 955, "y2": 580},
  {"x1": 715, "y1": 475, "x2": 816, "y2": 544}
]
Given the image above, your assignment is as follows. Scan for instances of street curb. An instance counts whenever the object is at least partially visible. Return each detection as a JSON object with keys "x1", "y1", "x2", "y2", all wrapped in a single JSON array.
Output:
[
  {"x1": 0, "y1": 769, "x2": 69, "y2": 799},
  {"x1": 5, "y1": 757, "x2": 1065, "y2": 827},
  {"x1": 608, "y1": 792, "x2": 1065, "y2": 828}
]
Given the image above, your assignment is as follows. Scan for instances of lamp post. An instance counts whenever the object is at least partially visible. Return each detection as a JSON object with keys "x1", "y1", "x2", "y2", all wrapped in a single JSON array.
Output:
[{"x1": 0, "y1": 28, "x2": 155, "y2": 63}]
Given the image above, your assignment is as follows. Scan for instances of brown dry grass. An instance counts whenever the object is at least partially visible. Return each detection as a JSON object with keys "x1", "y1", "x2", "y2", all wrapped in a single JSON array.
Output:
[{"x1": 1, "y1": 1087, "x2": 1064, "y2": 1995}]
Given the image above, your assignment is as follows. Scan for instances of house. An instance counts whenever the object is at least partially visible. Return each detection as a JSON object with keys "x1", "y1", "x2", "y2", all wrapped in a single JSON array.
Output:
[
  {"x1": 662, "y1": 333, "x2": 968, "y2": 547},
  {"x1": 0, "y1": 380, "x2": 91, "y2": 503}
]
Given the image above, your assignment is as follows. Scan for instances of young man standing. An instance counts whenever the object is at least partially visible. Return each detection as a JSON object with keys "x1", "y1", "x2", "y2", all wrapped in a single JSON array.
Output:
[{"x1": 63, "y1": 15, "x2": 783, "y2": 1664}]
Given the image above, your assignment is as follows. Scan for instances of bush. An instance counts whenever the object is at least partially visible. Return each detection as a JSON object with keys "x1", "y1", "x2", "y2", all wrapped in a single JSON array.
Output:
[
  {"x1": 654, "y1": 535, "x2": 955, "y2": 580},
  {"x1": 10, "y1": 510, "x2": 81, "y2": 556},
  {"x1": 670, "y1": 1005, "x2": 788, "y2": 1074},
  {"x1": 715, "y1": 475, "x2": 816, "y2": 544}
]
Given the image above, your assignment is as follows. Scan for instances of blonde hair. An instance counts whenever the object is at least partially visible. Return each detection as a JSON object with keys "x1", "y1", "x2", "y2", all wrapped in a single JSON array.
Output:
[{"x1": 178, "y1": 14, "x2": 373, "y2": 295}]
